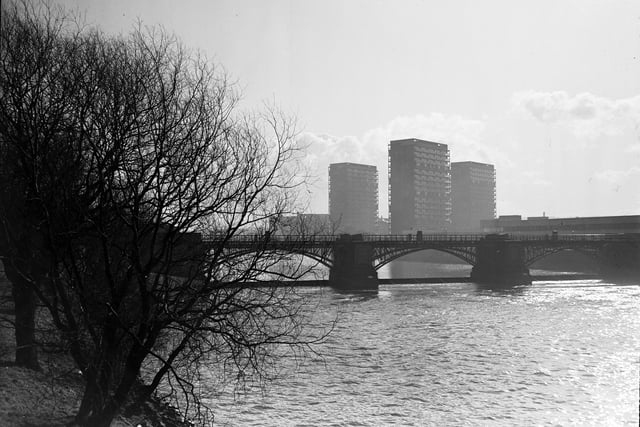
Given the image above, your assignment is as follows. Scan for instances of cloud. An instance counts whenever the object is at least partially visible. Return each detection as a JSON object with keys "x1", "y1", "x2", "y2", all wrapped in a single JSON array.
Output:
[
  {"x1": 626, "y1": 144, "x2": 640, "y2": 153},
  {"x1": 362, "y1": 113, "x2": 488, "y2": 161},
  {"x1": 298, "y1": 133, "x2": 365, "y2": 166},
  {"x1": 590, "y1": 167, "x2": 640, "y2": 213},
  {"x1": 512, "y1": 91, "x2": 640, "y2": 138},
  {"x1": 298, "y1": 104, "x2": 640, "y2": 218},
  {"x1": 594, "y1": 166, "x2": 640, "y2": 185},
  {"x1": 521, "y1": 170, "x2": 552, "y2": 187},
  {"x1": 299, "y1": 113, "x2": 491, "y2": 215}
]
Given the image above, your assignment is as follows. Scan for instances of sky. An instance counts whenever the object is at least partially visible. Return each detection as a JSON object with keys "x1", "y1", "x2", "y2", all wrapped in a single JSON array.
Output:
[{"x1": 53, "y1": 0, "x2": 640, "y2": 218}]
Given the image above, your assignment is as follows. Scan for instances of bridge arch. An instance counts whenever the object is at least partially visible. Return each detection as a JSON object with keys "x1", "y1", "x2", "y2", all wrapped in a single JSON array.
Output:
[
  {"x1": 524, "y1": 246, "x2": 600, "y2": 267},
  {"x1": 373, "y1": 246, "x2": 477, "y2": 270},
  {"x1": 222, "y1": 247, "x2": 334, "y2": 269}
]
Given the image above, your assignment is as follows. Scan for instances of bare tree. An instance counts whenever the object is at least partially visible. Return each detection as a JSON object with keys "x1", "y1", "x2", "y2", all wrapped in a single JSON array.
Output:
[
  {"x1": 0, "y1": 2, "x2": 329, "y2": 426},
  {"x1": 0, "y1": 0, "x2": 89, "y2": 370}
]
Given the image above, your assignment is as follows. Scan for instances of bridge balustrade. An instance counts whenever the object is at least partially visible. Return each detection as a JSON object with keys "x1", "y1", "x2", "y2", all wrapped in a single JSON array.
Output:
[
  {"x1": 197, "y1": 231, "x2": 638, "y2": 289},
  {"x1": 204, "y1": 232, "x2": 636, "y2": 246}
]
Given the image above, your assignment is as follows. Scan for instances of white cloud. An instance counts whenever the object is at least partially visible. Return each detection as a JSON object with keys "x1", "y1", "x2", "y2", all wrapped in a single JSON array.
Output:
[
  {"x1": 512, "y1": 91, "x2": 640, "y2": 139},
  {"x1": 299, "y1": 113, "x2": 492, "y2": 216},
  {"x1": 299, "y1": 101, "x2": 640, "y2": 218},
  {"x1": 588, "y1": 167, "x2": 640, "y2": 214},
  {"x1": 521, "y1": 170, "x2": 552, "y2": 187},
  {"x1": 362, "y1": 113, "x2": 488, "y2": 161},
  {"x1": 594, "y1": 166, "x2": 640, "y2": 185},
  {"x1": 626, "y1": 144, "x2": 640, "y2": 153}
]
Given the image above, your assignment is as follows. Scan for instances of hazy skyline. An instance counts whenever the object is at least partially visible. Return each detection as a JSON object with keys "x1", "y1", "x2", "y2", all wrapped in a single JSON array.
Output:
[{"x1": 54, "y1": 0, "x2": 640, "y2": 218}]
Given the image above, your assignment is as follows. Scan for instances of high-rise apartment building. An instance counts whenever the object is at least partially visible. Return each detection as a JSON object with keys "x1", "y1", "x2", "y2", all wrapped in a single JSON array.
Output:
[
  {"x1": 388, "y1": 139, "x2": 451, "y2": 234},
  {"x1": 329, "y1": 162, "x2": 378, "y2": 234},
  {"x1": 451, "y1": 161, "x2": 496, "y2": 231}
]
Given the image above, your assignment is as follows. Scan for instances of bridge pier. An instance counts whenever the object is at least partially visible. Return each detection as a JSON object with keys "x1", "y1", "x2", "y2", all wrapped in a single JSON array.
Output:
[
  {"x1": 329, "y1": 240, "x2": 378, "y2": 290},
  {"x1": 471, "y1": 237, "x2": 531, "y2": 285},
  {"x1": 598, "y1": 242, "x2": 640, "y2": 279},
  {"x1": 218, "y1": 231, "x2": 639, "y2": 287}
]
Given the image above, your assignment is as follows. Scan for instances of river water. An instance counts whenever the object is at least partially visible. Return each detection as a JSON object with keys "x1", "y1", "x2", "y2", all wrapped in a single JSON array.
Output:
[{"x1": 208, "y1": 262, "x2": 640, "y2": 426}]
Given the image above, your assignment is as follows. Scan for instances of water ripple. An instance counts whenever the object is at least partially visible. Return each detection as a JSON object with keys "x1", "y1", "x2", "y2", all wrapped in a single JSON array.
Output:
[{"x1": 209, "y1": 281, "x2": 640, "y2": 426}]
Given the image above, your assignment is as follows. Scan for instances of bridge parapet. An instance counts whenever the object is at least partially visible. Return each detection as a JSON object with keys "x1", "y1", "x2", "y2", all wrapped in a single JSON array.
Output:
[
  {"x1": 205, "y1": 232, "x2": 639, "y2": 246},
  {"x1": 201, "y1": 232, "x2": 639, "y2": 288}
]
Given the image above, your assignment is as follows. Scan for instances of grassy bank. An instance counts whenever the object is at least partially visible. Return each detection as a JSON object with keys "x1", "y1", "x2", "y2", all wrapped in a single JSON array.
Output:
[{"x1": 0, "y1": 278, "x2": 190, "y2": 427}]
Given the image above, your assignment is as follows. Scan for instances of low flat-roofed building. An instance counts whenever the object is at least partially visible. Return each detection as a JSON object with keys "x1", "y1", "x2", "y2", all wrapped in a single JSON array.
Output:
[{"x1": 481, "y1": 214, "x2": 640, "y2": 235}]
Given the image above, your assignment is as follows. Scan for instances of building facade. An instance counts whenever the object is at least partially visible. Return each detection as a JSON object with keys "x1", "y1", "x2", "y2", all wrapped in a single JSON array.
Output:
[
  {"x1": 451, "y1": 161, "x2": 496, "y2": 231},
  {"x1": 329, "y1": 162, "x2": 378, "y2": 234},
  {"x1": 481, "y1": 215, "x2": 640, "y2": 235},
  {"x1": 388, "y1": 138, "x2": 451, "y2": 234}
]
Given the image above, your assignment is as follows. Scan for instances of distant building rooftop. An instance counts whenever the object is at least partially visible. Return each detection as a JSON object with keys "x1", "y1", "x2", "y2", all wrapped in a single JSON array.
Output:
[
  {"x1": 482, "y1": 214, "x2": 640, "y2": 234},
  {"x1": 329, "y1": 162, "x2": 376, "y2": 168},
  {"x1": 389, "y1": 138, "x2": 447, "y2": 148},
  {"x1": 451, "y1": 161, "x2": 494, "y2": 167}
]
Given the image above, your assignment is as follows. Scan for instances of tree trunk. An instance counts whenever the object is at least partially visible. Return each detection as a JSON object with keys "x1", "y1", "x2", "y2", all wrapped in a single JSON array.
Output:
[
  {"x1": 5, "y1": 263, "x2": 40, "y2": 371},
  {"x1": 84, "y1": 402, "x2": 119, "y2": 427},
  {"x1": 75, "y1": 399, "x2": 118, "y2": 427},
  {"x1": 74, "y1": 379, "x2": 125, "y2": 427},
  {"x1": 73, "y1": 346, "x2": 145, "y2": 427}
]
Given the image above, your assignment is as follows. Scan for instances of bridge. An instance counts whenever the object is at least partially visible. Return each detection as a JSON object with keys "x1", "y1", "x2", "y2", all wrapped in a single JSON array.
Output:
[{"x1": 207, "y1": 233, "x2": 640, "y2": 290}]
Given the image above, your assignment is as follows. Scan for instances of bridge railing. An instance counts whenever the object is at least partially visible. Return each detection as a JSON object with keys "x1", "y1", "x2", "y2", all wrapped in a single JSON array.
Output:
[
  {"x1": 506, "y1": 233, "x2": 637, "y2": 242},
  {"x1": 363, "y1": 234, "x2": 485, "y2": 242},
  {"x1": 202, "y1": 233, "x2": 339, "y2": 245},
  {"x1": 202, "y1": 232, "x2": 637, "y2": 245}
]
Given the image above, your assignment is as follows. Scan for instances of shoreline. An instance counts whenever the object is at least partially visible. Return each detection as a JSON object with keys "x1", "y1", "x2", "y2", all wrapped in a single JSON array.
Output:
[
  {"x1": 0, "y1": 282, "x2": 190, "y2": 427},
  {"x1": 256, "y1": 273, "x2": 605, "y2": 287}
]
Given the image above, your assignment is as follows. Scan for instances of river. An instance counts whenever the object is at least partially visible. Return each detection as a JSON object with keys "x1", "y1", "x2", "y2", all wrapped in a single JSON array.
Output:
[{"x1": 207, "y1": 262, "x2": 640, "y2": 426}]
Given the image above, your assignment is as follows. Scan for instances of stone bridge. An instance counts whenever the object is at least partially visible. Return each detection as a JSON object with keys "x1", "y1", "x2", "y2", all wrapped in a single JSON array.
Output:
[{"x1": 207, "y1": 233, "x2": 640, "y2": 289}]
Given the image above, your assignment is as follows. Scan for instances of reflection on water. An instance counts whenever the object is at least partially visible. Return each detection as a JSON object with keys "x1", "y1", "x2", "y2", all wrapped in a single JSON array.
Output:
[
  {"x1": 473, "y1": 282, "x2": 529, "y2": 296},
  {"x1": 378, "y1": 260, "x2": 472, "y2": 279},
  {"x1": 209, "y1": 279, "x2": 640, "y2": 426},
  {"x1": 330, "y1": 289, "x2": 379, "y2": 303}
]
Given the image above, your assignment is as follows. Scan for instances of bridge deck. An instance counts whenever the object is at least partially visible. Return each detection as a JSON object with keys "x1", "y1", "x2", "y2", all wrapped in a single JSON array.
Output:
[{"x1": 208, "y1": 233, "x2": 639, "y2": 248}]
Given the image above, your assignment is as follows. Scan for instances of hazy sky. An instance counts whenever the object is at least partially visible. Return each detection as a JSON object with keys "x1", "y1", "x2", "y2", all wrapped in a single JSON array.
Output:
[{"x1": 54, "y1": 0, "x2": 640, "y2": 218}]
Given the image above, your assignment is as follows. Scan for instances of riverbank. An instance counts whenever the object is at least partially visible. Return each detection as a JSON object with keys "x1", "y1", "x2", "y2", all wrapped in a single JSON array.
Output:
[
  {"x1": 256, "y1": 273, "x2": 603, "y2": 287},
  {"x1": 0, "y1": 359, "x2": 189, "y2": 426},
  {"x1": 0, "y1": 279, "x2": 189, "y2": 427},
  {"x1": 0, "y1": 326, "x2": 190, "y2": 427}
]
